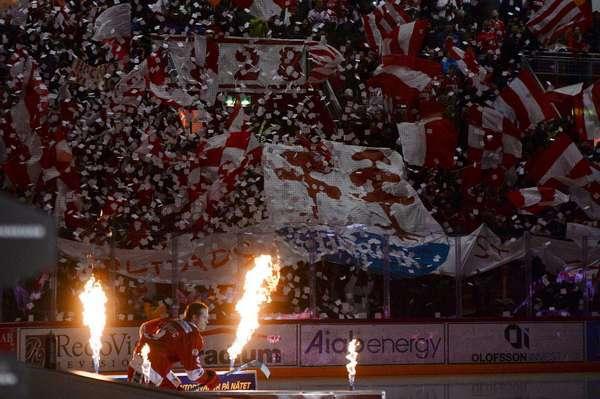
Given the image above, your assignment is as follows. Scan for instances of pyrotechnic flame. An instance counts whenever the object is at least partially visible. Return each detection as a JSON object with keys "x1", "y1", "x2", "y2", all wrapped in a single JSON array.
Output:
[
  {"x1": 79, "y1": 276, "x2": 107, "y2": 373},
  {"x1": 346, "y1": 338, "x2": 358, "y2": 389},
  {"x1": 227, "y1": 255, "x2": 280, "y2": 369},
  {"x1": 141, "y1": 344, "x2": 151, "y2": 384}
]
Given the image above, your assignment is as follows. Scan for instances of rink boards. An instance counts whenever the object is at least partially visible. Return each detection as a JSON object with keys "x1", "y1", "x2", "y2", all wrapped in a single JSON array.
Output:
[{"x1": 7, "y1": 320, "x2": 600, "y2": 374}]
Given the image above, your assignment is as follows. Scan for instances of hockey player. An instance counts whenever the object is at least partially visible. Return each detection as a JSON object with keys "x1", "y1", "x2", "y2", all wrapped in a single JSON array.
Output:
[{"x1": 128, "y1": 301, "x2": 220, "y2": 390}]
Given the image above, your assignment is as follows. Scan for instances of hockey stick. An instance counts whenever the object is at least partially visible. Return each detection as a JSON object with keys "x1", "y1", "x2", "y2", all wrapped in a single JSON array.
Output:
[{"x1": 222, "y1": 359, "x2": 271, "y2": 379}]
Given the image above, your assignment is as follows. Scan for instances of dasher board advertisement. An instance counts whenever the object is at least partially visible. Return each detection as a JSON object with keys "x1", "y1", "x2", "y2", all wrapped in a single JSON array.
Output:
[
  {"x1": 448, "y1": 322, "x2": 584, "y2": 364},
  {"x1": 18, "y1": 323, "x2": 297, "y2": 372},
  {"x1": 201, "y1": 324, "x2": 298, "y2": 367},
  {"x1": 18, "y1": 327, "x2": 139, "y2": 372},
  {"x1": 300, "y1": 323, "x2": 445, "y2": 366}
]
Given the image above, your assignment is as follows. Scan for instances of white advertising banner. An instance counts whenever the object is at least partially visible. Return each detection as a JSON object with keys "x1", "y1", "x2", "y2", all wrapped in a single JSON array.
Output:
[
  {"x1": 18, "y1": 327, "x2": 139, "y2": 372},
  {"x1": 18, "y1": 323, "x2": 297, "y2": 372},
  {"x1": 300, "y1": 323, "x2": 445, "y2": 366},
  {"x1": 448, "y1": 322, "x2": 584, "y2": 364},
  {"x1": 218, "y1": 38, "x2": 306, "y2": 92}
]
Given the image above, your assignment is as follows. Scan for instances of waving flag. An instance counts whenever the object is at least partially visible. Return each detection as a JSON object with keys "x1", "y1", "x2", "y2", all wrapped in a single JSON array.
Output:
[
  {"x1": 396, "y1": 116, "x2": 458, "y2": 169},
  {"x1": 362, "y1": 0, "x2": 411, "y2": 53},
  {"x1": 528, "y1": 133, "x2": 599, "y2": 218},
  {"x1": 307, "y1": 41, "x2": 344, "y2": 84},
  {"x1": 1, "y1": 50, "x2": 48, "y2": 190},
  {"x1": 529, "y1": 134, "x2": 597, "y2": 186},
  {"x1": 466, "y1": 105, "x2": 522, "y2": 169},
  {"x1": 446, "y1": 41, "x2": 490, "y2": 92},
  {"x1": 507, "y1": 186, "x2": 569, "y2": 214},
  {"x1": 493, "y1": 69, "x2": 558, "y2": 129},
  {"x1": 381, "y1": 20, "x2": 429, "y2": 56},
  {"x1": 526, "y1": 0, "x2": 591, "y2": 45},
  {"x1": 368, "y1": 55, "x2": 441, "y2": 102}
]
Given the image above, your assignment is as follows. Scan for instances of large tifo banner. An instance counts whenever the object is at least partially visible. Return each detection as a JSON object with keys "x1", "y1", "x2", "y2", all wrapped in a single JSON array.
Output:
[
  {"x1": 448, "y1": 322, "x2": 585, "y2": 363},
  {"x1": 300, "y1": 324, "x2": 445, "y2": 366}
]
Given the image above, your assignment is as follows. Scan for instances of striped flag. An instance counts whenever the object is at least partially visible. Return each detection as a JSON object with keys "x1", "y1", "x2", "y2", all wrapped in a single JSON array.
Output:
[
  {"x1": 446, "y1": 41, "x2": 490, "y2": 92},
  {"x1": 528, "y1": 133, "x2": 597, "y2": 187},
  {"x1": 362, "y1": 0, "x2": 411, "y2": 53},
  {"x1": 507, "y1": 186, "x2": 569, "y2": 214},
  {"x1": 368, "y1": 55, "x2": 441, "y2": 102},
  {"x1": 493, "y1": 69, "x2": 558, "y2": 129},
  {"x1": 381, "y1": 19, "x2": 429, "y2": 56},
  {"x1": 526, "y1": 0, "x2": 591, "y2": 45},
  {"x1": 307, "y1": 41, "x2": 344, "y2": 84}
]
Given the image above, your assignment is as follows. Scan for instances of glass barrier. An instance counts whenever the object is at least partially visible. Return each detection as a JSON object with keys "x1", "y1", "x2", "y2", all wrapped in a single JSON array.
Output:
[
  {"x1": 1, "y1": 230, "x2": 598, "y2": 323},
  {"x1": 530, "y1": 236, "x2": 587, "y2": 318},
  {"x1": 313, "y1": 229, "x2": 384, "y2": 320}
]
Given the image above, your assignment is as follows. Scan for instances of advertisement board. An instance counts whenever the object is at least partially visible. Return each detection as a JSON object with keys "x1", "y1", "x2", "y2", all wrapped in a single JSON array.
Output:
[
  {"x1": 300, "y1": 323, "x2": 445, "y2": 366},
  {"x1": 18, "y1": 327, "x2": 139, "y2": 372},
  {"x1": 18, "y1": 323, "x2": 297, "y2": 372},
  {"x1": 201, "y1": 324, "x2": 298, "y2": 367},
  {"x1": 448, "y1": 322, "x2": 584, "y2": 364}
]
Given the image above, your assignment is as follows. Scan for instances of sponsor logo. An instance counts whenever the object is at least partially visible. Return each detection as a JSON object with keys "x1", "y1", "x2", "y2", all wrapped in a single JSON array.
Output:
[
  {"x1": 25, "y1": 331, "x2": 135, "y2": 371},
  {"x1": 504, "y1": 324, "x2": 530, "y2": 349},
  {"x1": 470, "y1": 324, "x2": 574, "y2": 363},
  {"x1": 25, "y1": 335, "x2": 46, "y2": 367},
  {"x1": 304, "y1": 329, "x2": 441, "y2": 360},
  {"x1": 202, "y1": 347, "x2": 282, "y2": 366}
]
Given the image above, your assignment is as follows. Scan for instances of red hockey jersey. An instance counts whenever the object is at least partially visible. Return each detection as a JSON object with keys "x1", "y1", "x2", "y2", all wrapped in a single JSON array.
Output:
[{"x1": 134, "y1": 317, "x2": 205, "y2": 380}]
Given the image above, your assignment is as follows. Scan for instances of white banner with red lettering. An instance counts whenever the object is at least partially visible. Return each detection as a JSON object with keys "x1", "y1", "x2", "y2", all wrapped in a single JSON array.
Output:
[
  {"x1": 57, "y1": 231, "x2": 278, "y2": 284},
  {"x1": 217, "y1": 37, "x2": 307, "y2": 92}
]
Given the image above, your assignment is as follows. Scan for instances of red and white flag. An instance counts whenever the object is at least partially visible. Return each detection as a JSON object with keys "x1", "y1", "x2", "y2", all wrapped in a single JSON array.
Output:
[
  {"x1": 396, "y1": 116, "x2": 458, "y2": 169},
  {"x1": 446, "y1": 41, "x2": 490, "y2": 92},
  {"x1": 186, "y1": 130, "x2": 262, "y2": 232},
  {"x1": 362, "y1": 0, "x2": 411, "y2": 53},
  {"x1": 307, "y1": 41, "x2": 344, "y2": 84},
  {"x1": 1, "y1": 50, "x2": 48, "y2": 190},
  {"x1": 526, "y1": 0, "x2": 591, "y2": 45},
  {"x1": 528, "y1": 133, "x2": 597, "y2": 187},
  {"x1": 465, "y1": 105, "x2": 522, "y2": 169},
  {"x1": 368, "y1": 55, "x2": 441, "y2": 102},
  {"x1": 493, "y1": 69, "x2": 558, "y2": 129},
  {"x1": 507, "y1": 186, "x2": 569, "y2": 214},
  {"x1": 381, "y1": 20, "x2": 429, "y2": 56}
]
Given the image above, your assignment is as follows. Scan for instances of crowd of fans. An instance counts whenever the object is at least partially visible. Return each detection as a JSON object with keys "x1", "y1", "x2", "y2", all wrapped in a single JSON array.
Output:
[{"x1": 0, "y1": 0, "x2": 599, "y2": 323}]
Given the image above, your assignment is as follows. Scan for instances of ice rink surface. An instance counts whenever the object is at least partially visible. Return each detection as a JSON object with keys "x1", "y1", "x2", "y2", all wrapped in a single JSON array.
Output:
[{"x1": 260, "y1": 372, "x2": 600, "y2": 399}]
